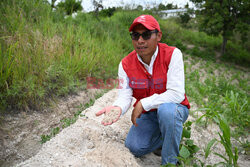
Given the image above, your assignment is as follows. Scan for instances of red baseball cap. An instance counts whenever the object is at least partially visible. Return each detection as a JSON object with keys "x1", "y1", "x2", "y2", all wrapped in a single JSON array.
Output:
[{"x1": 129, "y1": 15, "x2": 161, "y2": 32}]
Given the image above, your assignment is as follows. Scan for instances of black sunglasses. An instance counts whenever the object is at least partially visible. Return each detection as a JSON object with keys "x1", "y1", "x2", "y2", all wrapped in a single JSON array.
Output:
[{"x1": 130, "y1": 30, "x2": 158, "y2": 41}]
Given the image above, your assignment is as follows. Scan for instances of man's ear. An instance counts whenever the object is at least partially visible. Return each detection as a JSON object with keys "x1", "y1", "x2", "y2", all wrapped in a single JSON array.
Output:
[{"x1": 157, "y1": 32, "x2": 162, "y2": 42}]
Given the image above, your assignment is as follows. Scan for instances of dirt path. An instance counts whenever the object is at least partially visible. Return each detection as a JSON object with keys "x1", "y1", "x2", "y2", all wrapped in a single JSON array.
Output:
[{"x1": 15, "y1": 89, "x2": 249, "y2": 167}]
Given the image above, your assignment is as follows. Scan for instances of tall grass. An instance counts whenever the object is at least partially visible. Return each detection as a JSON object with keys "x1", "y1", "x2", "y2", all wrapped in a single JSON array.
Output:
[
  {"x1": 0, "y1": 0, "x2": 249, "y2": 115},
  {"x1": 0, "y1": 0, "x2": 147, "y2": 111}
]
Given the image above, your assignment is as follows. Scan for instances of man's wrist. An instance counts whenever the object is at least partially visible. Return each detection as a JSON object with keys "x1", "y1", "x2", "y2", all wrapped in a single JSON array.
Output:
[{"x1": 140, "y1": 98, "x2": 151, "y2": 112}]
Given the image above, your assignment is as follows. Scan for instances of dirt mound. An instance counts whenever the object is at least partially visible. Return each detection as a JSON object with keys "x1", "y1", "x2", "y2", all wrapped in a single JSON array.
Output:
[{"x1": 16, "y1": 90, "x2": 161, "y2": 167}]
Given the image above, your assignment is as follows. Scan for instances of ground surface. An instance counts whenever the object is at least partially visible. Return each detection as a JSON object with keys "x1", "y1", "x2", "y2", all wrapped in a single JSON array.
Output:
[{"x1": 1, "y1": 89, "x2": 247, "y2": 167}]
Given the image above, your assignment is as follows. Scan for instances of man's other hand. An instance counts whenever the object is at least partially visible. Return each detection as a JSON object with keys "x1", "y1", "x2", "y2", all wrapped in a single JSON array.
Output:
[
  {"x1": 131, "y1": 101, "x2": 144, "y2": 126},
  {"x1": 96, "y1": 106, "x2": 122, "y2": 126}
]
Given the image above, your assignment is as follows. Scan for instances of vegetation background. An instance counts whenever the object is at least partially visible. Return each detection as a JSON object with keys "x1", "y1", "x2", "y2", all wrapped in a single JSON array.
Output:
[{"x1": 0, "y1": 0, "x2": 249, "y2": 166}]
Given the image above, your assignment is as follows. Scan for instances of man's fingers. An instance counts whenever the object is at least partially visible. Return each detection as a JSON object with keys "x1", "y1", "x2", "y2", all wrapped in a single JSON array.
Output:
[
  {"x1": 97, "y1": 106, "x2": 122, "y2": 126},
  {"x1": 112, "y1": 117, "x2": 119, "y2": 124},
  {"x1": 112, "y1": 116, "x2": 120, "y2": 124},
  {"x1": 102, "y1": 119, "x2": 113, "y2": 126},
  {"x1": 131, "y1": 114, "x2": 138, "y2": 126},
  {"x1": 96, "y1": 107, "x2": 106, "y2": 116},
  {"x1": 133, "y1": 119, "x2": 138, "y2": 127}
]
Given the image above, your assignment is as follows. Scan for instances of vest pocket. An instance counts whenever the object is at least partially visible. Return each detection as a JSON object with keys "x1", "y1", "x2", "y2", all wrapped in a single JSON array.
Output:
[{"x1": 153, "y1": 78, "x2": 166, "y2": 94}]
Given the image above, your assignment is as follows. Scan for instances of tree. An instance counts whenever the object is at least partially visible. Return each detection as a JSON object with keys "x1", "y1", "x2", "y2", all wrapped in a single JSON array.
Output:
[
  {"x1": 166, "y1": 3, "x2": 173, "y2": 9},
  {"x1": 92, "y1": 0, "x2": 103, "y2": 20},
  {"x1": 158, "y1": 3, "x2": 178, "y2": 10},
  {"x1": 179, "y1": 13, "x2": 191, "y2": 27},
  {"x1": 136, "y1": 5, "x2": 143, "y2": 11},
  {"x1": 57, "y1": 0, "x2": 83, "y2": 15},
  {"x1": 51, "y1": 0, "x2": 57, "y2": 9},
  {"x1": 191, "y1": 0, "x2": 250, "y2": 57},
  {"x1": 158, "y1": 3, "x2": 166, "y2": 10},
  {"x1": 99, "y1": 7, "x2": 116, "y2": 17}
]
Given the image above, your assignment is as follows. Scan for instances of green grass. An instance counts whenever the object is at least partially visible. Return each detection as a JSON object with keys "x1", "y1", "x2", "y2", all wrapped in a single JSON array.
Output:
[
  {"x1": 0, "y1": 1, "x2": 133, "y2": 111},
  {"x1": 185, "y1": 56, "x2": 249, "y2": 134},
  {"x1": 1, "y1": 0, "x2": 249, "y2": 113}
]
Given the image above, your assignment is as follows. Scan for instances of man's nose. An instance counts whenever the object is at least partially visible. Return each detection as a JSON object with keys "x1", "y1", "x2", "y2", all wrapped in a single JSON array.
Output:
[{"x1": 138, "y1": 35, "x2": 145, "y2": 43}]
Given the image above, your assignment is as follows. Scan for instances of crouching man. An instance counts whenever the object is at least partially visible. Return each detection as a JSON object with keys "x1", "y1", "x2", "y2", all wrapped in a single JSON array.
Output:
[{"x1": 96, "y1": 15, "x2": 190, "y2": 165}]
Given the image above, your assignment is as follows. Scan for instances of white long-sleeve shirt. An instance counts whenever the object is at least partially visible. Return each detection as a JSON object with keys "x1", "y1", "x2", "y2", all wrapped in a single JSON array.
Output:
[{"x1": 113, "y1": 46, "x2": 185, "y2": 115}]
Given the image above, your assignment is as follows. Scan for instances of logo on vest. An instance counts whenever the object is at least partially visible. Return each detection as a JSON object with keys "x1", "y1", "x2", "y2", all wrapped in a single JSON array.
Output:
[
  {"x1": 130, "y1": 78, "x2": 164, "y2": 89},
  {"x1": 131, "y1": 81, "x2": 146, "y2": 85},
  {"x1": 130, "y1": 79, "x2": 147, "y2": 89}
]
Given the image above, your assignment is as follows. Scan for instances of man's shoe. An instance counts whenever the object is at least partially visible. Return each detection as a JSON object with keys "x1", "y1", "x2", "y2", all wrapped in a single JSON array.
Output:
[{"x1": 153, "y1": 147, "x2": 162, "y2": 156}]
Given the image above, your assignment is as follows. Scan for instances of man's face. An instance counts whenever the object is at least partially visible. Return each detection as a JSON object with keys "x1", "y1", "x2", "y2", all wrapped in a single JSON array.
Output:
[{"x1": 131, "y1": 24, "x2": 162, "y2": 59}]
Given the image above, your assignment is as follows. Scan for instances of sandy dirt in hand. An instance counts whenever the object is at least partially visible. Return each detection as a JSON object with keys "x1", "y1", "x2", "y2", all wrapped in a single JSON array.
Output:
[
  {"x1": 102, "y1": 108, "x2": 121, "y2": 124},
  {"x1": 14, "y1": 89, "x2": 249, "y2": 167}
]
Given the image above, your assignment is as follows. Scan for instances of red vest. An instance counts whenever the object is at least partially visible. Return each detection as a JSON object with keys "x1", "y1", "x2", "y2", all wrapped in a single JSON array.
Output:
[{"x1": 122, "y1": 43, "x2": 190, "y2": 113}]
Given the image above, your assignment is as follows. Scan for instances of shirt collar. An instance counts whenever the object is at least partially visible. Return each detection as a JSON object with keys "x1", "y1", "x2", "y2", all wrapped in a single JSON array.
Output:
[{"x1": 137, "y1": 46, "x2": 159, "y2": 68}]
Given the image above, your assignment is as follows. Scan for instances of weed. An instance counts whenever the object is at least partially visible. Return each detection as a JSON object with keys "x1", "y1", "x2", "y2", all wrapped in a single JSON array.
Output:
[
  {"x1": 176, "y1": 121, "x2": 200, "y2": 166},
  {"x1": 40, "y1": 127, "x2": 60, "y2": 144},
  {"x1": 214, "y1": 114, "x2": 239, "y2": 167},
  {"x1": 40, "y1": 134, "x2": 51, "y2": 144},
  {"x1": 196, "y1": 110, "x2": 239, "y2": 166},
  {"x1": 223, "y1": 90, "x2": 249, "y2": 127}
]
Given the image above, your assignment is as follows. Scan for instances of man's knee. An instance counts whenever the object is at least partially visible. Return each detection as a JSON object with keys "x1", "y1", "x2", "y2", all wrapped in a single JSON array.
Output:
[
  {"x1": 125, "y1": 140, "x2": 144, "y2": 157},
  {"x1": 157, "y1": 103, "x2": 177, "y2": 120}
]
